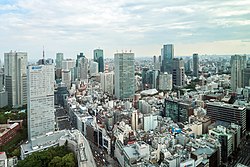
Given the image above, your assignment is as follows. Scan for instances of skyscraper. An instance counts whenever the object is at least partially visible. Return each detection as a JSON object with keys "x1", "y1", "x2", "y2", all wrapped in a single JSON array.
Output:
[
  {"x1": 94, "y1": 49, "x2": 104, "y2": 72},
  {"x1": 230, "y1": 55, "x2": 247, "y2": 92},
  {"x1": 243, "y1": 68, "x2": 250, "y2": 87},
  {"x1": 114, "y1": 52, "x2": 135, "y2": 99},
  {"x1": 193, "y1": 53, "x2": 199, "y2": 77},
  {"x1": 4, "y1": 51, "x2": 27, "y2": 107},
  {"x1": 161, "y1": 44, "x2": 174, "y2": 73},
  {"x1": 55, "y1": 53, "x2": 64, "y2": 69},
  {"x1": 100, "y1": 72, "x2": 114, "y2": 95},
  {"x1": 172, "y1": 58, "x2": 185, "y2": 87},
  {"x1": 163, "y1": 44, "x2": 174, "y2": 60},
  {"x1": 27, "y1": 65, "x2": 55, "y2": 140},
  {"x1": 77, "y1": 56, "x2": 88, "y2": 81}
]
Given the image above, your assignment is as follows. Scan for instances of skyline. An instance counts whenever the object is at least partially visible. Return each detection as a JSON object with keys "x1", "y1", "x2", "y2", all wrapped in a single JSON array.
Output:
[{"x1": 0, "y1": 0, "x2": 250, "y2": 60}]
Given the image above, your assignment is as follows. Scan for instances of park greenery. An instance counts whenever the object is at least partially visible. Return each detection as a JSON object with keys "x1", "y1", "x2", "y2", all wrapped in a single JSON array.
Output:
[
  {"x1": 0, "y1": 105, "x2": 27, "y2": 157},
  {"x1": 17, "y1": 145, "x2": 76, "y2": 167}
]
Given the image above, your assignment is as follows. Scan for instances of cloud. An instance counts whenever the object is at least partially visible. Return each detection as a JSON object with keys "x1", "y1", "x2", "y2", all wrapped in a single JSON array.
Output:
[{"x1": 0, "y1": 0, "x2": 250, "y2": 59}]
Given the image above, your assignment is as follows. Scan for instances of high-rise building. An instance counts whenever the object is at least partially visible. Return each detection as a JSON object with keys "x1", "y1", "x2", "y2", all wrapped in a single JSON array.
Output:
[
  {"x1": 161, "y1": 44, "x2": 174, "y2": 73},
  {"x1": 62, "y1": 70, "x2": 71, "y2": 89},
  {"x1": 77, "y1": 56, "x2": 88, "y2": 81},
  {"x1": 27, "y1": 65, "x2": 55, "y2": 140},
  {"x1": 207, "y1": 102, "x2": 246, "y2": 134},
  {"x1": 114, "y1": 52, "x2": 135, "y2": 99},
  {"x1": 55, "y1": 53, "x2": 64, "y2": 69},
  {"x1": 100, "y1": 72, "x2": 114, "y2": 95},
  {"x1": 230, "y1": 55, "x2": 247, "y2": 92},
  {"x1": 172, "y1": 58, "x2": 185, "y2": 87},
  {"x1": 0, "y1": 72, "x2": 3, "y2": 91},
  {"x1": 62, "y1": 59, "x2": 75, "y2": 71},
  {"x1": 94, "y1": 49, "x2": 104, "y2": 72},
  {"x1": 89, "y1": 61, "x2": 99, "y2": 77},
  {"x1": 163, "y1": 44, "x2": 174, "y2": 60},
  {"x1": 4, "y1": 51, "x2": 27, "y2": 107},
  {"x1": 159, "y1": 73, "x2": 172, "y2": 91},
  {"x1": 243, "y1": 68, "x2": 250, "y2": 87},
  {"x1": 193, "y1": 53, "x2": 199, "y2": 77}
]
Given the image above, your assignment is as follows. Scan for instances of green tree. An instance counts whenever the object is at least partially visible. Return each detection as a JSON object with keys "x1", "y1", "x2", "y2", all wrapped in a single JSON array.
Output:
[
  {"x1": 62, "y1": 153, "x2": 75, "y2": 167},
  {"x1": 49, "y1": 156, "x2": 63, "y2": 167}
]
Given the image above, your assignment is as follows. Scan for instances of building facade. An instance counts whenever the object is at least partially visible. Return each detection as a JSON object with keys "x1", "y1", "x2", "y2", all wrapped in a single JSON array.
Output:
[
  {"x1": 55, "y1": 53, "x2": 64, "y2": 69},
  {"x1": 230, "y1": 55, "x2": 247, "y2": 92},
  {"x1": 94, "y1": 49, "x2": 104, "y2": 73},
  {"x1": 193, "y1": 53, "x2": 199, "y2": 77},
  {"x1": 27, "y1": 65, "x2": 55, "y2": 140},
  {"x1": 172, "y1": 58, "x2": 185, "y2": 87},
  {"x1": 4, "y1": 51, "x2": 27, "y2": 108},
  {"x1": 162, "y1": 44, "x2": 174, "y2": 73},
  {"x1": 207, "y1": 102, "x2": 246, "y2": 134},
  {"x1": 114, "y1": 53, "x2": 135, "y2": 99}
]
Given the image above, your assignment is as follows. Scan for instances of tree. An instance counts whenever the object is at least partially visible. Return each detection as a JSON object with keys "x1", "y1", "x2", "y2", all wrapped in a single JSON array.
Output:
[
  {"x1": 62, "y1": 153, "x2": 75, "y2": 167},
  {"x1": 49, "y1": 156, "x2": 63, "y2": 167}
]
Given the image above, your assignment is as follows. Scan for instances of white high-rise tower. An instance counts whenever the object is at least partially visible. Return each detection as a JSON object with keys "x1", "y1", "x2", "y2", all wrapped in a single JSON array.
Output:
[{"x1": 27, "y1": 65, "x2": 55, "y2": 140}]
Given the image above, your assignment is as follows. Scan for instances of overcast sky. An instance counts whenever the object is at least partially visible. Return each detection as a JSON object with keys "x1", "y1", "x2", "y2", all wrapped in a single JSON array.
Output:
[{"x1": 0, "y1": 0, "x2": 250, "y2": 60}]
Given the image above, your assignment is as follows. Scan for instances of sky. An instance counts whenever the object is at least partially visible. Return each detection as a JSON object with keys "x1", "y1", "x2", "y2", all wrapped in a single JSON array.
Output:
[{"x1": 0, "y1": 0, "x2": 250, "y2": 61}]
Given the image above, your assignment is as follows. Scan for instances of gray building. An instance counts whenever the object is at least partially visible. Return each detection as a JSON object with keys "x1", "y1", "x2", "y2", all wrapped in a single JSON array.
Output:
[
  {"x1": 207, "y1": 102, "x2": 246, "y2": 134},
  {"x1": 162, "y1": 44, "x2": 174, "y2": 73},
  {"x1": 172, "y1": 58, "x2": 185, "y2": 87},
  {"x1": 4, "y1": 51, "x2": 27, "y2": 108},
  {"x1": 94, "y1": 49, "x2": 104, "y2": 72},
  {"x1": 243, "y1": 68, "x2": 250, "y2": 87},
  {"x1": 230, "y1": 55, "x2": 247, "y2": 92},
  {"x1": 193, "y1": 53, "x2": 199, "y2": 77},
  {"x1": 114, "y1": 53, "x2": 135, "y2": 100},
  {"x1": 55, "y1": 53, "x2": 64, "y2": 69}
]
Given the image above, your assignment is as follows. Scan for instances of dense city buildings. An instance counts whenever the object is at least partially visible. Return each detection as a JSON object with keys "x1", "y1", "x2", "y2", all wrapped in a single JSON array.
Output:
[
  {"x1": 114, "y1": 52, "x2": 135, "y2": 100},
  {"x1": 27, "y1": 65, "x2": 55, "y2": 140},
  {"x1": 1, "y1": 46, "x2": 250, "y2": 167},
  {"x1": 4, "y1": 51, "x2": 28, "y2": 108}
]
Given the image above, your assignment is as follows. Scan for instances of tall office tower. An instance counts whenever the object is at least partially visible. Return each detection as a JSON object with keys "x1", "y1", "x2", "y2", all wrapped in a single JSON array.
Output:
[
  {"x1": 77, "y1": 56, "x2": 88, "y2": 81},
  {"x1": 161, "y1": 44, "x2": 174, "y2": 73},
  {"x1": 62, "y1": 59, "x2": 75, "y2": 71},
  {"x1": 94, "y1": 49, "x2": 104, "y2": 72},
  {"x1": 193, "y1": 53, "x2": 199, "y2": 77},
  {"x1": 62, "y1": 70, "x2": 71, "y2": 89},
  {"x1": 243, "y1": 68, "x2": 250, "y2": 87},
  {"x1": 27, "y1": 65, "x2": 55, "y2": 140},
  {"x1": 230, "y1": 55, "x2": 247, "y2": 92},
  {"x1": 207, "y1": 102, "x2": 246, "y2": 134},
  {"x1": 4, "y1": 51, "x2": 27, "y2": 107},
  {"x1": 153, "y1": 55, "x2": 160, "y2": 70},
  {"x1": 159, "y1": 73, "x2": 172, "y2": 91},
  {"x1": 89, "y1": 61, "x2": 99, "y2": 77},
  {"x1": 172, "y1": 58, "x2": 185, "y2": 87},
  {"x1": 114, "y1": 52, "x2": 135, "y2": 99},
  {"x1": 55, "y1": 53, "x2": 64, "y2": 69},
  {"x1": 0, "y1": 72, "x2": 3, "y2": 91},
  {"x1": 100, "y1": 72, "x2": 114, "y2": 95}
]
